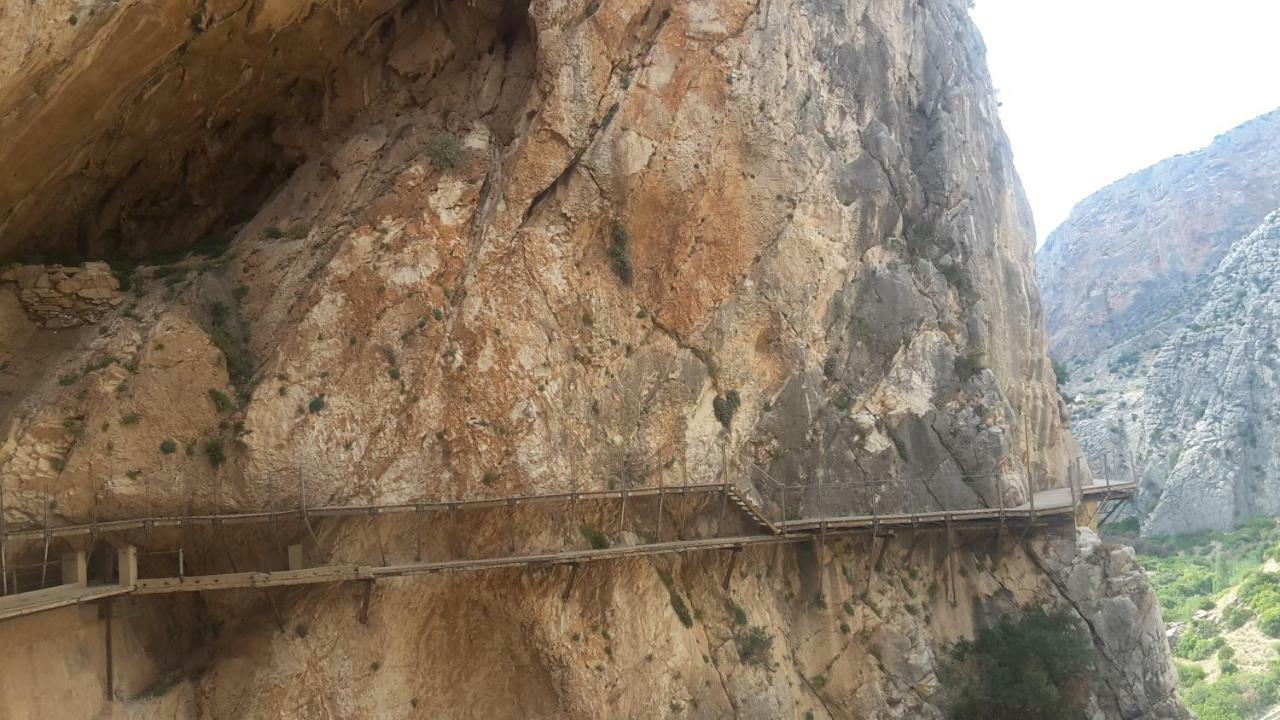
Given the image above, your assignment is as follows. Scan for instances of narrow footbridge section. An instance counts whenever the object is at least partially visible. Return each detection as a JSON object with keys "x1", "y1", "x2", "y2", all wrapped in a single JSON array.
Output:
[{"x1": 0, "y1": 471, "x2": 1135, "y2": 623}]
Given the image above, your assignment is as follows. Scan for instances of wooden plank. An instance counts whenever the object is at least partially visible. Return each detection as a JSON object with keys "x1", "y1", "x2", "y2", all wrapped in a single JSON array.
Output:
[{"x1": 0, "y1": 584, "x2": 132, "y2": 621}]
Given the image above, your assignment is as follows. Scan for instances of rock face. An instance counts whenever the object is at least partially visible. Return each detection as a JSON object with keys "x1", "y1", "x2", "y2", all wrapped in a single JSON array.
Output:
[
  {"x1": 1, "y1": 262, "x2": 122, "y2": 327},
  {"x1": 1038, "y1": 109, "x2": 1280, "y2": 361},
  {"x1": 1140, "y1": 212, "x2": 1280, "y2": 534},
  {"x1": 0, "y1": 0, "x2": 1186, "y2": 717}
]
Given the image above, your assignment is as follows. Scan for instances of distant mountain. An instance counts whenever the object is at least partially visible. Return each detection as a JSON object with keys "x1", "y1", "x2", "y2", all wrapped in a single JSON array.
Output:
[
  {"x1": 1036, "y1": 109, "x2": 1280, "y2": 535},
  {"x1": 1038, "y1": 110, "x2": 1280, "y2": 361}
]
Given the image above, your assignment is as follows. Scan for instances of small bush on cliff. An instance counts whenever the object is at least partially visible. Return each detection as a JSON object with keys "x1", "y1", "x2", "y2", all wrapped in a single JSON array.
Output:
[
  {"x1": 735, "y1": 626, "x2": 774, "y2": 668},
  {"x1": 1051, "y1": 359, "x2": 1071, "y2": 389},
  {"x1": 657, "y1": 569, "x2": 694, "y2": 629},
  {"x1": 941, "y1": 606, "x2": 1095, "y2": 720},
  {"x1": 208, "y1": 388, "x2": 235, "y2": 413},
  {"x1": 713, "y1": 390, "x2": 741, "y2": 429},
  {"x1": 204, "y1": 439, "x2": 226, "y2": 468},
  {"x1": 425, "y1": 133, "x2": 465, "y2": 169},
  {"x1": 607, "y1": 221, "x2": 633, "y2": 284},
  {"x1": 580, "y1": 525, "x2": 610, "y2": 550}
]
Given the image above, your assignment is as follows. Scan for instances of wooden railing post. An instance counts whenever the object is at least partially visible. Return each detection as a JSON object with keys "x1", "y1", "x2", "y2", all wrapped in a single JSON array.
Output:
[
  {"x1": 1, "y1": 470, "x2": 6, "y2": 596},
  {"x1": 656, "y1": 466, "x2": 666, "y2": 542},
  {"x1": 773, "y1": 481, "x2": 783, "y2": 532}
]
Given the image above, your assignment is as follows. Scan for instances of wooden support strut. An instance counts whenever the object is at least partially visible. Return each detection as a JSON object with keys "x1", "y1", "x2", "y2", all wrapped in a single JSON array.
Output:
[
  {"x1": 357, "y1": 580, "x2": 375, "y2": 625},
  {"x1": 263, "y1": 589, "x2": 286, "y2": 633},
  {"x1": 945, "y1": 517, "x2": 957, "y2": 607},
  {"x1": 562, "y1": 562, "x2": 580, "y2": 601},
  {"x1": 722, "y1": 546, "x2": 742, "y2": 590},
  {"x1": 0, "y1": 472, "x2": 6, "y2": 596},
  {"x1": 103, "y1": 598, "x2": 114, "y2": 701}
]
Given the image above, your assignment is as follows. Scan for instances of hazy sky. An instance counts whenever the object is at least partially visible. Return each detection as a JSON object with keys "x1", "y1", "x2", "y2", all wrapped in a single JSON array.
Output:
[{"x1": 971, "y1": 0, "x2": 1280, "y2": 243}]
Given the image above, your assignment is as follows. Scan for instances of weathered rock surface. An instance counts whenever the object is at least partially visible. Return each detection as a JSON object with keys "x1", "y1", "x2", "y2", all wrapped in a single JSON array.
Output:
[
  {"x1": 1, "y1": 262, "x2": 122, "y2": 327},
  {"x1": 1139, "y1": 211, "x2": 1280, "y2": 534},
  {"x1": 0, "y1": 0, "x2": 1186, "y2": 717}
]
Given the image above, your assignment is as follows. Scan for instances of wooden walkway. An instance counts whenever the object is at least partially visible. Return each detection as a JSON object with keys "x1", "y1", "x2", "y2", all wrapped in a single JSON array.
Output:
[{"x1": 0, "y1": 478, "x2": 1135, "y2": 622}]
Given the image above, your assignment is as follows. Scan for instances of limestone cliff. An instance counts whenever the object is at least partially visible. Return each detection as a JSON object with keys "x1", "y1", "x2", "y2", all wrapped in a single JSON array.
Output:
[
  {"x1": 1038, "y1": 109, "x2": 1280, "y2": 361},
  {"x1": 0, "y1": 0, "x2": 1184, "y2": 717},
  {"x1": 1038, "y1": 110, "x2": 1280, "y2": 535},
  {"x1": 1140, "y1": 212, "x2": 1280, "y2": 534}
]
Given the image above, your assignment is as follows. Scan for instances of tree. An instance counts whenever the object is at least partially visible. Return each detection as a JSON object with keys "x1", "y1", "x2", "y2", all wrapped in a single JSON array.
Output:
[{"x1": 943, "y1": 607, "x2": 1096, "y2": 720}]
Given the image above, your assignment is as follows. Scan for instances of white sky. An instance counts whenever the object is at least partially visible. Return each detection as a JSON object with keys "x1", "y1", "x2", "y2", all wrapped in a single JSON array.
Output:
[{"x1": 970, "y1": 0, "x2": 1280, "y2": 243}]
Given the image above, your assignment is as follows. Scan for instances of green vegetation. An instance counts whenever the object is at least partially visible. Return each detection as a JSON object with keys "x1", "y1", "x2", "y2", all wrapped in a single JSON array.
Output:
[
  {"x1": 208, "y1": 298, "x2": 255, "y2": 400},
  {"x1": 120, "y1": 412, "x2": 141, "y2": 426},
  {"x1": 713, "y1": 390, "x2": 741, "y2": 429},
  {"x1": 1119, "y1": 515, "x2": 1280, "y2": 720},
  {"x1": 1181, "y1": 661, "x2": 1280, "y2": 720},
  {"x1": 607, "y1": 221, "x2": 633, "y2": 284},
  {"x1": 580, "y1": 525, "x2": 610, "y2": 550},
  {"x1": 1051, "y1": 359, "x2": 1071, "y2": 389},
  {"x1": 657, "y1": 568, "x2": 694, "y2": 629},
  {"x1": 735, "y1": 626, "x2": 774, "y2": 668},
  {"x1": 942, "y1": 607, "x2": 1095, "y2": 720},
  {"x1": 208, "y1": 388, "x2": 235, "y2": 413},
  {"x1": 308, "y1": 396, "x2": 325, "y2": 414},
  {"x1": 204, "y1": 439, "x2": 226, "y2": 468},
  {"x1": 159, "y1": 439, "x2": 178, "y2": 455},
  {"x1": 1133, "y1": 516, "x2": 1280, "y2": 623},
  {"x1": 1175, "y1": 620, "x2": 1225, "y2": 660},
  {"x1": 425, "y1": 133, "x2": 465, "y2": 169}
]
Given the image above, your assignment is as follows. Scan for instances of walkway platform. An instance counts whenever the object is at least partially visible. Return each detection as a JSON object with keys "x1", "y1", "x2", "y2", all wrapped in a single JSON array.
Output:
[{"x1": 0, "y1": 478, "x2": 1136, "y2": 620}]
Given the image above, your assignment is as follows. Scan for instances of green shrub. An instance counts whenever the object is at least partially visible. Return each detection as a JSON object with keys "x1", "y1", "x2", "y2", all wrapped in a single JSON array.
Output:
[
  {"x1": 120, "y1": 412, "x2": 141, "y2": 426},
  {"x1": 656, "y1": 568, "x2": 694, "y2": 628},
  {"x1": 1051, "y1": 359, "x2": 1071, "y2": 389},
  {"x1": 425, "y1": 133, "x2": 465, "y2": 169},
  {"x1": 308, "y1": 396, "x2": 325, "y2": 413},
  {"x1": 607, "y1": 221, "x2": 633, "y2": 284},
  {"x1": 1177, "y1": 661, "x2": 1206, "y2": 686},
  {"x1": 713, "y1": 390, "x2": 741, "y2": 429},
  {"x1": 942, "y1": 607, "x2": 1095, "y2": 720},
  {"x1": 1223, "y1": 603, "x2": 1255, "y2": 630},
  {"x1": 580, "y1": 525, "x2": 609, "y2": 550},
  {"x1": 208, "y1": 388, "x2": 235, "y2": 413},
  {"x1": 204, "y1": 439, "x2": 226, "y2": 468},
  {"x1": 736, "y1": 626, "x2": 774, "y2": 668},
  {"x1": 1260, "y1": 608, "x2": 1280, "y2": 638},
  {"x1": 1174, "y1": 620, "x2": 1225, "y2": 660},
  {"x1": 159, "y1": 439, "x2": 178, "y2": 455}
]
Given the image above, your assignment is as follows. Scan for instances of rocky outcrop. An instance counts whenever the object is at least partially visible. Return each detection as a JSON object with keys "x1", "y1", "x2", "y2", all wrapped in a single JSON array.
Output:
[
  {"x1": 1038, "y1": 109, "x2": 1280, "y2": 361},
  {"x1": 1037, "y1": 529, "x2": 1187, "y2": 719},
  {"x1": 1138, "y1": 211, "x2": 1280, "y2": 534},
  {"x1": 0, "y1": 0, "x2": 1185, "y2": 717},
  {"x1": 1, "y1": 262, "x2": 122, "y2": 327}
]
